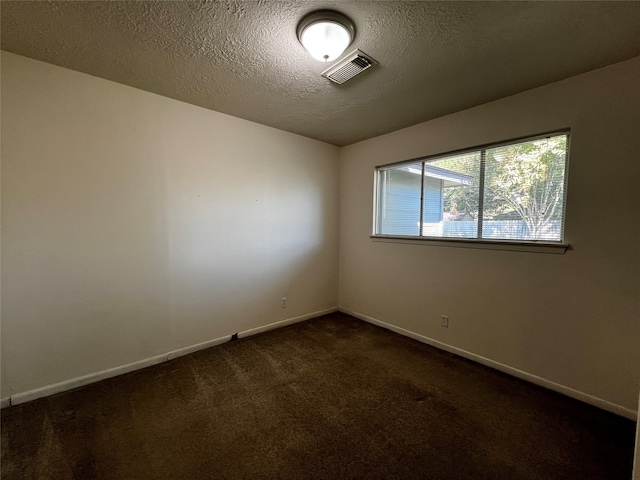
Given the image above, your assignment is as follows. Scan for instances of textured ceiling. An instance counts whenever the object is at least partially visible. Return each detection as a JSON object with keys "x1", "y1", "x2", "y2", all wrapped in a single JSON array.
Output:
[{"x1": 2, "y1": 1, "x2": 640, "y2": 146}]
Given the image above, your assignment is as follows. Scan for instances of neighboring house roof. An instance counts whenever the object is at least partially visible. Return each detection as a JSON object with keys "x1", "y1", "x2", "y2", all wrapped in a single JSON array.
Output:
[{"x1": 404, "y1": 165, "x2": 472, "y2": 187}]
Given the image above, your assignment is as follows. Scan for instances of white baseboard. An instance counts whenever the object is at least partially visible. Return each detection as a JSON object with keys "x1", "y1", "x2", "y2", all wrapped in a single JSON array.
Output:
[
  {"x1": 5, "y1": 307, "x2": 338, "y2": 408},
  {"x1": 10, "y1": 353, "x2": 168, "y2": 406},
  {"x1": 238, "y1": 307, "x2": 338, "y2": 339},
  {"x1": 341, "y1": 307, "x2": 638, "y2": 421},
  {"x1": 167, "y1": 335, "x2": 233, "y2": 361}
]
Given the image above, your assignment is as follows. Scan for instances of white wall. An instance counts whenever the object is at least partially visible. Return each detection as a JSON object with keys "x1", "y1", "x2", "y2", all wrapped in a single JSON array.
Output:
[
  {"x1": 1, "y1": 52, "x2": 339, "y2": 398},
  {"x1": 635, "y1": 391, "x2": 640, "y2": 479},
  {"x1": 339, "y1": 57, "x2": 640, "y2": 412},
  {"x1": 2, "y1": 49, "x2": 639, "y2": 419}
]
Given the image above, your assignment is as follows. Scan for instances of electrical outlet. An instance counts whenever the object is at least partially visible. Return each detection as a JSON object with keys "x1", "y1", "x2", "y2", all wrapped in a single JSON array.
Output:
[
  {"x1": 441, "y1": 315, "x2": 449, "y2": 328},
  {"x1": 281, "y1": 297, "x2": 287, "y2": 308}
]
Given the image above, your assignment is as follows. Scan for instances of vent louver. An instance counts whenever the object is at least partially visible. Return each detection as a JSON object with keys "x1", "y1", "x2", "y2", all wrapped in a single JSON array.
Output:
[{"x1": 321, "y1": 49, "x2": 377, "y2": 84}]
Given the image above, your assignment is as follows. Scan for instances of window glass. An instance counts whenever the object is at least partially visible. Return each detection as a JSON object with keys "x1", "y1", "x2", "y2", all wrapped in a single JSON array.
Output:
[
  {"x1": 483, "y1": 136, "x2": 568, "y2": 241},
  {"x1": 427, "y1": 152, "x2": 481, "y2": 238},
  {"x1": 374, "y1": 133, "x2": 569, "y2": 243},
  {"x1": 377, "y1": 162, "x2": 423, "y2": 236}
]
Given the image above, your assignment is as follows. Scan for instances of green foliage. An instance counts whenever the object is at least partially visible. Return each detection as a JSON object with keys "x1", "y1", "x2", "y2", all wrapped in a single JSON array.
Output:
[
  {"x1": 484, "y1": 136, "x2": 567, "y2": 237},
  {"x1": 434, "y1": 153, "x2": 481, "y2": 219},
  {"x1": 433, "y1": 136, "x2": 567, "y2": 238}
]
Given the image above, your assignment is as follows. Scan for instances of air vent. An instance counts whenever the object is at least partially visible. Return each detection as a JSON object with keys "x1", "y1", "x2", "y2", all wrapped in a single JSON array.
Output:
[{"x1": 321, "y1": 49, "x2": 377, "y2": 84}]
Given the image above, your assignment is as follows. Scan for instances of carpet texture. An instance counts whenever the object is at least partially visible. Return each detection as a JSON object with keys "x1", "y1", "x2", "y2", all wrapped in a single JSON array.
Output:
[{"x1": 1, "y1": 312, "x2": 636, "y2": 479}]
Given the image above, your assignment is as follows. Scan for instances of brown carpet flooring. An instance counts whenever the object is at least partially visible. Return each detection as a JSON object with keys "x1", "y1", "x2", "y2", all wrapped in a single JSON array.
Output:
[{"x1": 1, "y1": 312, "x2": 636, "y2": 479}]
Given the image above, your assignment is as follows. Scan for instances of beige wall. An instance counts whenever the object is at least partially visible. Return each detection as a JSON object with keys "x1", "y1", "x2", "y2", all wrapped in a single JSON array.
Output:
[
  {"x1": 635, "y1": 392, "x2": 640, "y2": 479},
  {"x1": 2, "y1": 49, "x2": 639, "y2": 417},
  {"x1": 1, "y1": 52, "x2": 339, "y2": 398},
  {"x1": 339, "y1": 57, "x2": 640, "y2": 411}
]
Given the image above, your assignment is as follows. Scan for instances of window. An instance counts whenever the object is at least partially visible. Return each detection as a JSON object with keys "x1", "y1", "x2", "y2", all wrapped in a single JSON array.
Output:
[{"x1": 374, "y1": 132, "x2": 569, "y2": 243}]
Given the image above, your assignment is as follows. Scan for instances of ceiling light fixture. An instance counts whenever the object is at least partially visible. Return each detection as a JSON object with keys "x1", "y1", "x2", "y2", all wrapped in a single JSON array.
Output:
[{"x1": 297, "y1": 10, "x2": 355, "y2": 63}]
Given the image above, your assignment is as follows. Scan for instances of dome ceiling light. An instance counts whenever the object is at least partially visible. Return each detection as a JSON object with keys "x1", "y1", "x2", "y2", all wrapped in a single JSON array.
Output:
[{"x1": 297, "y1": 10, "x2": 355, "y2": 62}]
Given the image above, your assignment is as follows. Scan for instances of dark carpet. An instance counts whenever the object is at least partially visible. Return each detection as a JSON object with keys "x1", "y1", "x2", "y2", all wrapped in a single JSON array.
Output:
[{"x1": 1, "y1": 312, "x2": 636, "y2": 479}]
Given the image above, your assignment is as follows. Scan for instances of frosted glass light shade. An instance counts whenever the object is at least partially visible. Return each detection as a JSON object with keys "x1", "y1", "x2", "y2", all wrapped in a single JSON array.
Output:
[
  {"x1": 300, "y1": 21, "x2": 351, "y2": 62},
  {"x1": 297, "y1": 10, "x2": 355, "y2": 63}
]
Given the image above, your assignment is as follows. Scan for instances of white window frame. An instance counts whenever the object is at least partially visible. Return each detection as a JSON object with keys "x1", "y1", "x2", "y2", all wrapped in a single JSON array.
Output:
[{"x1": 372, "y1": 131, "x2": 571, "y2": 254}]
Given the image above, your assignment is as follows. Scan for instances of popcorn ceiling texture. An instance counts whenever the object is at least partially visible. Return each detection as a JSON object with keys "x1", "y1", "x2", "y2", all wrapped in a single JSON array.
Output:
[{"x1": 2, "y1": 0, "x2": 640, "y2": 146}]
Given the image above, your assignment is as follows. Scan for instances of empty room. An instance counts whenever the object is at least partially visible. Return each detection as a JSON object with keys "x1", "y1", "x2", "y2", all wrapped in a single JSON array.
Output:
[{"x1": 1, "y1": 1, "x2": 639, "y2": 479}]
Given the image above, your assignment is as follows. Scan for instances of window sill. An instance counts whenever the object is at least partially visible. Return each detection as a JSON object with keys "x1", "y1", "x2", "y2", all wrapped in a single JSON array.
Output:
[{"x1": 370, "y1": 235, "x2": 569, "y2": 254}]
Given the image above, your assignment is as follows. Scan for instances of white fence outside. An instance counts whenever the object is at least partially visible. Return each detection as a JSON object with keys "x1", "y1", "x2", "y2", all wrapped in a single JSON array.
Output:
[{"x1": 423, "y1": 220, "x2": 563, "y2": 241}]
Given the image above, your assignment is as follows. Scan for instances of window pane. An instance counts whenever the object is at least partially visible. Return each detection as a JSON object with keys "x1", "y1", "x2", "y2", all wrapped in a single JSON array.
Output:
[
  {"x1": 482, "y1": 135, "x2": 568, "y2": 241},
  {"x1": 377, "y1": 162, "x2": 422, "y2": 236},
  {"x1": 426, "y1": 152, "x2": 481, "y2": 238}
]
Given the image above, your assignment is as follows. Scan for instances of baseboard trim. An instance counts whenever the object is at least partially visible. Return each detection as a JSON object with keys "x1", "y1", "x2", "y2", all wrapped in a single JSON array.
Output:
[
  {"x1": 238, "y1": 307, "x2": 339, "y2": 339},
  {"x1": 5, "y1": 307, "x2": 338, "y2": 408},
  {"x1": 10, "y1": 353, "x2": 168, "y2": 407},
  {"x1": 167, "y1": 335, "x2": 233, "y2": 361},
  {"x1": 341, "y1": 307, "x2": 637, "y2": 421}
]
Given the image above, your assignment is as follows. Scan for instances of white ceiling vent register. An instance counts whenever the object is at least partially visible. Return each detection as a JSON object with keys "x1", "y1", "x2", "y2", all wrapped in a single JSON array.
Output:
[{"x1": 321, "y1": 49, "x2": 377, "y2": 84}]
